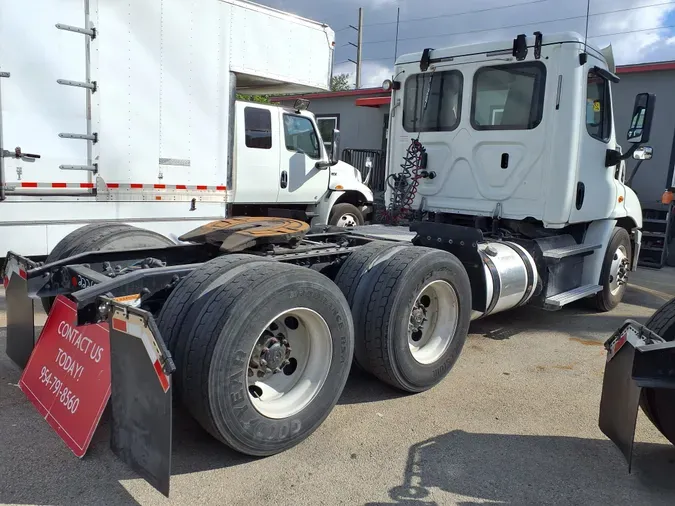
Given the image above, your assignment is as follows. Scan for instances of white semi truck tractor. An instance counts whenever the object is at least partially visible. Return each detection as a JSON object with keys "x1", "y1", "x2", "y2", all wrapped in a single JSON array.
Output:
[
  {"x1": 2, "y1": 24, "x2": 656, "y2": 496},
  {"x1": 372, "y1": 31, "x2": 653, "y2": 315}
]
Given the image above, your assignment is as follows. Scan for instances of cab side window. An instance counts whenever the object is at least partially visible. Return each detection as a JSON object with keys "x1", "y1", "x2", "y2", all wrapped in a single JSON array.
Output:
[
  {"x1": 283, "y1": 114, "x2": 321, "y2": 159},
  {"x1": 586, "y1": 70, "x2": 612, "y2": 142},
  {"x1": 244, "y1": 107, "x2": 272, "y2": 149}
]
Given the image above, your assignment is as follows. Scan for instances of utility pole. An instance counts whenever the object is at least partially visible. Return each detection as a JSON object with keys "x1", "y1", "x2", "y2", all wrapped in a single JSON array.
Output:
[
  {"x1": 393, "y1": 7, "x2": 400, "y2": 62},
  {"x1": 356, "y1": 8, "x2": 363, "y2": 88},
  {"x1": 348, "y1": 8, "x2": 364, "y2": 89}
]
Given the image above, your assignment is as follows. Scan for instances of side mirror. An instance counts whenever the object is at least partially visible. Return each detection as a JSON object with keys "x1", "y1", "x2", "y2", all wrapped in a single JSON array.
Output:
[
  {"x1": 330, "y1": 129, "x2": 340, "y2": 164},
  {"x1": 632, "y1": 146, "x2": 653, "y2": 160},
  {"x1": 627, "y1": 93, "x2": 656, "y2": 144}
]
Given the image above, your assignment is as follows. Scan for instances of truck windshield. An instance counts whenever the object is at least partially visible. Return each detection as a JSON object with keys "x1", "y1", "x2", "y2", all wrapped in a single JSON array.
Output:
[{"x1": 403, "y1": 70, "x2": 463, "y2": 133}]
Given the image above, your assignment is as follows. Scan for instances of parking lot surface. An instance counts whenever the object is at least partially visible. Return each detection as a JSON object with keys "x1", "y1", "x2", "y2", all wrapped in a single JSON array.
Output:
[{"x1": 1, "y1": 269, "x2": 674, "y2": 505}]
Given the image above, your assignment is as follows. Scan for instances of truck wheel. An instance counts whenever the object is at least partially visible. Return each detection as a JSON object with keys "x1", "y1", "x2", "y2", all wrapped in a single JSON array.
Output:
[
  {"x1": 638, "y1": 298, "x2": 675, "y2": 444},
  {"x1": 350, "y1": 246, "x2": 471, "y2": 393},
  {"x1": 590, "y1": 227, "x2": 632, "y2": 312},
  {"x1": 156, "y1": 254, "x2": 272, "y2": 395},
  {"x1": 182, "y1": 262, "x2": 354, "y2": 456},
  {"x1": 40, "y1": 223, "x2": 145, "y2": 313},
  {"x1": 329, "y1": 203, "x2": 364, "y2": 227},
  {"x1": 334, "y1": 240, "x2": 411, "y2": 369}
]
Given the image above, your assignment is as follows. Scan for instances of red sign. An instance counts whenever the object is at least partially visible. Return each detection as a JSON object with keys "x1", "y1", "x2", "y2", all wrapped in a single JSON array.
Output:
[{"x1": 19, "y1": 295, "x2": 110, "y2": 457}]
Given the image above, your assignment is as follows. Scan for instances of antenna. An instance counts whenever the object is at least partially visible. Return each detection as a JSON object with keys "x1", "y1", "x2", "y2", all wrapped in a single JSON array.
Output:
[{"x1": 581, "y1": 0, "x2": 591, "y2": 65}]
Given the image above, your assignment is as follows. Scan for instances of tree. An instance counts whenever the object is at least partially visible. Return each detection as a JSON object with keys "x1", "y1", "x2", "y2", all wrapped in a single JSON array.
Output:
[
  {"x1": 330, "y1": 73, "x2": 351, "y2": 92},
  {"x1": 236, "y1": 94, "x2": 270, "y2": 104}
]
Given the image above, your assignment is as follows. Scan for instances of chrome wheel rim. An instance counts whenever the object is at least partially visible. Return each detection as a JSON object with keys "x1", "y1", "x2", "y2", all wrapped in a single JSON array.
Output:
[
  {"x1": 336, "y1": 213, "x2": 358, "y2": 227},
  {"x1": 408, "y1": 280, "x2": 459, "y2": 365},
  {"x1": 247, "y1": 308, "x2": 332, "y2": 419},
  {"x1": 609, "y1": 244, "x2": 630, "y2": 295}
]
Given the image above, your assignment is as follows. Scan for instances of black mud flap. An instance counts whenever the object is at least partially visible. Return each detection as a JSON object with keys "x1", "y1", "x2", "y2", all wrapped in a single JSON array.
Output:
[
  {"x1": 107, "y1": 301, "x2": 175, "y2": 497},
  {"x1": 3, "y1": 254, "x2": 35, "y2": 369},
  {"x1": 599, "y1": 320, "x2": 675, "y2": 470}
]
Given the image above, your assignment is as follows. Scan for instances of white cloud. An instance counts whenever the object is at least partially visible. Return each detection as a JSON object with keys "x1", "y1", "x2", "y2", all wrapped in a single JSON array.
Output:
[
  {"x1": 260, "y1": 0, "x2": 675, "y2": 72},
  {"x1": 333, "y1": 60, "x2": 394, "y2": 89}
]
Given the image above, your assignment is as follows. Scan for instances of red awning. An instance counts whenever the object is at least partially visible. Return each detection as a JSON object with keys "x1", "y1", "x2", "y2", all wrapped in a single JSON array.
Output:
[{"x1": 355, "y1": 96, "x2": 391, "y2": 107}]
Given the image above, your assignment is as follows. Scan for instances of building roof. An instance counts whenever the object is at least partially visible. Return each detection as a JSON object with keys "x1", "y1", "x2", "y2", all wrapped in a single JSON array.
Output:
[
  {"x1": 616, "y1": 60, "x2": 675, "y2": 74},
  {"x1": 269, "y1": 87, "x2": 388, "y2": 102},
  {"x1": 270, "y1": 60, "x2": 675, "y2": 106}
]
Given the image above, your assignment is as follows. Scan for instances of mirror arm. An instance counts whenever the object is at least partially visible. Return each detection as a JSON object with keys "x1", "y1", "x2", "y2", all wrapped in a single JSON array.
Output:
[
  {"x1": 315, "y1": 160, "x2": 338, "y2": 170},
  {"x1": 605, "y1": 143, "x2": 639, "y2": 167},
  {"x1": 626, "y1": 159, "x2": 644, "y2": 187}
]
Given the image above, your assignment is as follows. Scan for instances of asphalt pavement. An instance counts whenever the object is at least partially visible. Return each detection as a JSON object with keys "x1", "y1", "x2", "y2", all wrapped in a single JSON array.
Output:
[{"x1": 1, "y1": 269, "x2": 674, "y2": 505}]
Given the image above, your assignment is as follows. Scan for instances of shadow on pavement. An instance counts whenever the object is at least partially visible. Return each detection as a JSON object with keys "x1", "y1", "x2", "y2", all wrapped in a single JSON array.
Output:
[
  {"x1": 338, "y1": 366, "x2": 407, "y2": 406},
  {"x1": 469, "y1": 285, "x2": 668, "y2": 343},
  {"x1": 0, "y1": 349, "x2": 254, "y2": 506},
  {"x1": 365, "y1": 430, "x2": 675, "y2": 506}
]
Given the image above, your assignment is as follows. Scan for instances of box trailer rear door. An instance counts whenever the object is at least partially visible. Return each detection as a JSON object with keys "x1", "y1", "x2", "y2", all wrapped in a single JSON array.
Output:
[{"x1": 0, "y1": 0, "x2": 95, "y2": 195}]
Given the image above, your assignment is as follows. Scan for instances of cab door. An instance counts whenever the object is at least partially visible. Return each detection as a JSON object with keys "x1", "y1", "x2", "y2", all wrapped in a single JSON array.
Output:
[
  {"x1": 568, "y1": 61, "x2": 618, "y2": 223},
  {"x1": 233, "y1": 102, "x2": 280, "y2": 203},
  {"x1": 277, "y1": 113, "x2": 330, "y2": 203}
]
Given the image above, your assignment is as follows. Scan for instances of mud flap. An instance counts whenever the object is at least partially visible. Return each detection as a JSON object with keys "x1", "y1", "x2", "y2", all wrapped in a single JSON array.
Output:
[
  {"x1": 599, "y1": 327, "x2": 642, "y2": 470},
  {"x1": 107, "y1": 301, "x2": 175, "y2": 497},
  {"x1": 3, "y1": 255, "x2": 35, "y2": 369},
  {"x1": 599, "y1": 320, "x2": 675, "y2": 470}
]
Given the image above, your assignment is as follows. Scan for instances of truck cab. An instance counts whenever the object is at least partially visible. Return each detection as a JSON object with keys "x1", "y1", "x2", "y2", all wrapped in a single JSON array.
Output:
[
  {"x1": 232, "y1": 101, "x2": 373, "y2": 226},
  {"x1": 382, "y1": 32, "x2": 655, "y2": 313}
]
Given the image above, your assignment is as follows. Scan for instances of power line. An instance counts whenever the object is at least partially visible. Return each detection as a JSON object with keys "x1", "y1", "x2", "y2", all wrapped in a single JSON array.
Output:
[
  {"x1": 356, "y1": 23, "x2": 675, "y2": 63},
  {"x1": 334, "y1": 0, "x2": 546, "y2": 31},
  {"x1": 363, "y1": 0, "x2": 548, "y2": 28},
  {"x1": 360, "y1": 1, "x2": 675, "y2": 46}
]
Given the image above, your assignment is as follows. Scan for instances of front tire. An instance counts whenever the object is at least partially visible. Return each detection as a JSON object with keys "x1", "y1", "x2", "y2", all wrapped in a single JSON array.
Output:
[
  {"x1": 590, "y1": 227, "x2": 632, "y2": 312},
  {"x1": 182, "y1": 262, "x2": 354, "y2": 456},
  {"x1": 329, "y1": 203, "x2": 364, "y2": 227}
]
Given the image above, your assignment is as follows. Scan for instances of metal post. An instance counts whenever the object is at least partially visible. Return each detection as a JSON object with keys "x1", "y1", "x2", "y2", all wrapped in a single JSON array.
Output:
[
  {"x1": 226, "y1": 72, "x2": 236, "y2": 217},
  {"x1": 84, "y1": 0, "x2": 93, "y2": 177},
  {"x1": 356, "y1": 8, "x2": 363, "y2": 89},
  {"x1": 0, "y1": 70, "x2": 7, "y2": 201}
]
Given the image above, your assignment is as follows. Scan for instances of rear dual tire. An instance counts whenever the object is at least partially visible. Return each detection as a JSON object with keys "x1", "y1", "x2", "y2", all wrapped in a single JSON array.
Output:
[
  {"x1": 638, "y1": 297, "x2": 675, "y2": 445},
  {"x1": 159, "y1": 260, "x2": 354, "y2": 456},
  {"x1": 41, "y1": 223, "x2": 174, "y2": 313},
  {"x1": 335, "y1": 242, "x2": 472, "y2": 393}
]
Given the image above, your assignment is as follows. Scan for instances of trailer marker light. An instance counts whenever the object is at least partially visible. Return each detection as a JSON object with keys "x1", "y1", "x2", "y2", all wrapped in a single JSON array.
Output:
[
  {"x1": 71, "y1": 276, "x2": 78, "y2": 287},
  {"x1": 662, "y1": 190, "x2": 673, "y2": 204},
  {"x1": 335, "y1": 185, "x2": 344, "y2": 190},
  {"x1": 19, "y1": 268, "x2": 26, "y2": 279},
  {"x1": 618, "y1": 196, "x2": 624, "y2": 203},
  {"x1": 3, "y1": 276, "x2": 8, "y2": 288}
]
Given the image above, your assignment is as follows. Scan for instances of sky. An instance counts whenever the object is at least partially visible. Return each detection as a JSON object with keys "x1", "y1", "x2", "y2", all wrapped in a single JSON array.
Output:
[{"x1": 257, "y1": 0, "x2": 675, "y2": 87}]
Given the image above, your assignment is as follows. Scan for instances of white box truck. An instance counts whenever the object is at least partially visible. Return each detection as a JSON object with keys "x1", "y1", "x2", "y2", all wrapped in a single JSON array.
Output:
[
  {"x1": 0, "y1": 0, "x2": 373, "y2": 257},
  {"x1": 2, "y1": 23, "x2": 657, "y2": 497}
]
